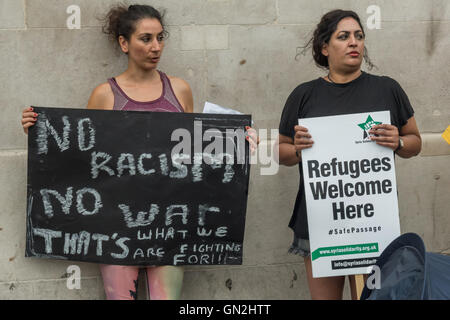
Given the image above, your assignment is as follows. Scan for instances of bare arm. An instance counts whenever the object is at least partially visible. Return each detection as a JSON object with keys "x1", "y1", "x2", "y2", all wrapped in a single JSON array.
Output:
[
  {"x1": 86, "y1": 82, "x2": 114, "y2": 110},
  {"x1": 277, "y1": 134, "x2": 300, "y2": 166},
  {"x1": 21, "y1": 83, "x2": 113, "y2": 135},
  {"x1": 276, "y1": 126, "x2": 314, "y2": 166},
  {"x1": 168, "y1": 76, "x2": 194, "y2": 113},
  {"x1": 396, "y1": 116, "x2": 422, "y2": 158}
]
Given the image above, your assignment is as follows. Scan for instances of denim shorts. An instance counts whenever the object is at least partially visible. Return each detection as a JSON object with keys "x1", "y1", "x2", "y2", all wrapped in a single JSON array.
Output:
[{"x1": 288, "y1": 234, "x2": 311, "y2": 258}]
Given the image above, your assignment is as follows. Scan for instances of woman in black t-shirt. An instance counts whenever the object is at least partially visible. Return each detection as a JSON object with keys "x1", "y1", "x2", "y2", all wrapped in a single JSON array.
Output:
[{"x1": 277, "y1": 10, "x2": 421, "y2": 300}]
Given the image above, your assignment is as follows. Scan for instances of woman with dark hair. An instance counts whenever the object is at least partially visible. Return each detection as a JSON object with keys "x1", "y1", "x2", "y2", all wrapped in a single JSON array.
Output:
[
  {"x1": 21, "y1": 3, "x2": 260, "y2": 300},
  {"x1": 277, "y1": 9, "x2": 421, "y2": 300},
  {"x1": 22, "y1": 4, "x2": 191, "y2": 300},
  {"x1": 22, "y1": 3, "x2": 258, "y2": 300}
]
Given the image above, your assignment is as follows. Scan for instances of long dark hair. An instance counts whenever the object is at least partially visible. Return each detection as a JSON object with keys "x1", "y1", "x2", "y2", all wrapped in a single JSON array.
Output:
[
  {"x1": 297, "y1": 9, "x2": 375, "y2": 70},
  {"x1": 101, "y1": 3, "x2": 168, "y2": 46}
]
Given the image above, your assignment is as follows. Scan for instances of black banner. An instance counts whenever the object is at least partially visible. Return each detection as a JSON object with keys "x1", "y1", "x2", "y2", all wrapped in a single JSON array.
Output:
[{"x1": 26, "y1": 107, "x2": 251, "y2": 266}]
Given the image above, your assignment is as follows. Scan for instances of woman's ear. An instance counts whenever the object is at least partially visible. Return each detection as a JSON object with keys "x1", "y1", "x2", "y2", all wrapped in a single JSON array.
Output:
[
  {"x1": 118, "y1": 35, "x2": 129, "y2": 54},
  {"x1": 321, "y1": 43, "x2": 329, "y2": 57}
]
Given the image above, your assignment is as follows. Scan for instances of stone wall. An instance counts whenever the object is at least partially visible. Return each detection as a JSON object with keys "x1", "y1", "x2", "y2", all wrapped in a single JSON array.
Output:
[{"x1": 1, "y1": 0, "x2": 448, "y2": 299}]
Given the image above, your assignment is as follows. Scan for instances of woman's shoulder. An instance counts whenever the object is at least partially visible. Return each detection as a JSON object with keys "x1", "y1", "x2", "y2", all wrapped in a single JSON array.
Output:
[
  {"x1": 364, "y1": 73, "x2": 412, "y2": 114},
  {"x1": 287, "y1": 78, "x2": 319, "y2": 100},
  {"x1": 166, "y1": 75, "x2": 192, "y2": 93},
  {"x1": 87, "y1": 81, "x2": 114, "y2": 110},
  {"x1": 165, "y1": 74, "x2": 194, "y2": 112},
  {"x1": 93, "y1": 81, "x2": 114, "y2": 93},
  {"x1": 294, "y1": 78, "x2": 319, "y2": 91},
  {"x1": 364, "y1": 72, "x2": 403, "y2": 90}
]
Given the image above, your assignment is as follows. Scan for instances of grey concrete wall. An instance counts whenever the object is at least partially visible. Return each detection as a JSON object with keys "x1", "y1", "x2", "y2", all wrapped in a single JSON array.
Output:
[{"x1": 1, "y1": 0, "x2": 449, "y2": 300}]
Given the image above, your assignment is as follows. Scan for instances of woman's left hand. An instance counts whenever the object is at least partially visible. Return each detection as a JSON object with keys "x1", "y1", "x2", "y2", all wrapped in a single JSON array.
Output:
[
  {"x1": 369, "y1": 124, "x2": 400, "y2": 151},
  {"x1": 245, "y1": 126, "x2": 260, "y2": 154}
]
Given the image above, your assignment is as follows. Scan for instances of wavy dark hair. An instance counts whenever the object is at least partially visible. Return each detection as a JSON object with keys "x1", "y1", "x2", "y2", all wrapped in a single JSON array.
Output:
[
  {"x1": 297, "y1": 9, "x2": 375, "y2": 70},
  {"x1": 101, "y1": 3, "x2": 168, "y2": 46}
]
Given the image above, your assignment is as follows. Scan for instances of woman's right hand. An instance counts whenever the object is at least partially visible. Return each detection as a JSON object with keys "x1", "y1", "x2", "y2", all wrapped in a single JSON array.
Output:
[
  {"x1": 21, "y1": 107, "x2": 38, "y2": 135},
  {"x1": 294, "y1": 125, "x2": 314, "y2": 155}
]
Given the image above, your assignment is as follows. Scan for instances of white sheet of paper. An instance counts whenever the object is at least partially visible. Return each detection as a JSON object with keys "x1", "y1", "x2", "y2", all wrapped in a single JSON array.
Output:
[{"x1": 203, "y1": 101, "x2": 243, "y2": 115}]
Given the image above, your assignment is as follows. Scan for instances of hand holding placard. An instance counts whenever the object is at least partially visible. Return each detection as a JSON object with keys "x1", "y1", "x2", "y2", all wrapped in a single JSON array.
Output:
[{"x1": 294, "y1": 125, "x2": 314, "y2": 155}]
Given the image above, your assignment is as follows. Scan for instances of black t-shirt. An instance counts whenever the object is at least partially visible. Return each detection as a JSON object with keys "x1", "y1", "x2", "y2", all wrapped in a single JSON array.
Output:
[{"x1": 278, "y1": 71, "x2": 414, "y2": 240}]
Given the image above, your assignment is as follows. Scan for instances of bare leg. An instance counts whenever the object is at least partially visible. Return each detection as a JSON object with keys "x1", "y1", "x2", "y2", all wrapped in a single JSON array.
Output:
[
  {"x1": 146, "y1": 266, "x2": 184, "y2": 300},
  {"x1": 99, "y1": 264, "x2": 140, "y2": 300},
  {"x1": 304, "y1": 256, "x2": 345, "y2": 300}
]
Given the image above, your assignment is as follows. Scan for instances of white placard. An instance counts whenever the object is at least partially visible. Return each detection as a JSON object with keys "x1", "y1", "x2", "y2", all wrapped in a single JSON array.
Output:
[{"x1": 299, "y1": 111, "x2": 400, "y2": 278}]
